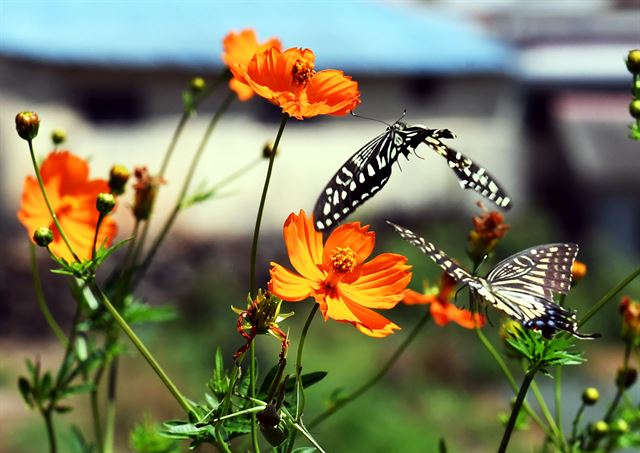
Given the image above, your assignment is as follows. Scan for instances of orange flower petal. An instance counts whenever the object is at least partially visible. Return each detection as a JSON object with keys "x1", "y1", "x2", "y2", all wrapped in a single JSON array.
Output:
[
  {"x1": 442, "y1": 304, "x2": 486, "y2": 329},
  {"x1": 304, "y1": 69, "x2": 361, "y2": 117},
  {"x1": 229, "y1": 78, "x2": 255, "y2": 101},
  {"x1": 322, "y1": 292, "x2": 399, "y2": 337},
  {"x1": 322, "y1": 222, "x2": 374, "y2": 268},
  {"x1": 339, "y1": 253, "x2": 411, "y2": 309},
  {"x1": 402, "y1": 288, "x2": 437, "y2": 306},
  {"x1": 269, "y1": 262, "x2": 316, "y2": 302},
  {"x1": 282, "y1": 210, "x2": 324, "y2": 281}
]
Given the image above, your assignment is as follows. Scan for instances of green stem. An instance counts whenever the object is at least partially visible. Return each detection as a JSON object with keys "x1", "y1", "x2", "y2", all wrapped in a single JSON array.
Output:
[
  {"x1": 603, "y1": 341, "x2": 632, "y2": 422},
  {"x1": 530, "y1": 379, "x2": 563, "y2": 443},
  {"x1": 498, "y1": 364, "x2": 541, "y2": 453},
  {"x1": 43, "y1": 408, "x2": 57, "y2": 453},
  {"x1": 475, "y1": 328, "x2": 549, "y2": 436},
  {"x1": 90, "y1": 371, "x2": 104, "y2": 453},
  {"x1": 250, "y1": 342, "x2": 259, "y2": 453},
  {"x1": 210, "y1": 156, "x2": 263, "y2": 193},
  {"x1": 554, "y1": 367, "x2": 564, "y2": 442},
  {"x1": 579, "y1": 265, "x2": 640, "y2": 328},
  {"x1": 569, "y1": 403, "x2": 585, "y2": 446},
  {"x1": 133, "y1": 92, "x2": 235, "y2": 289},
  {"x1": 249, "y1": 113, "x2": 289, "y2": 296},
  {"x1": 29, "y1": 243, "x2": 67, "y2": 345},
  {"x1": 92, "y1": 213, "x2": 105, "y2": 261},
  {"x1": 90, "y1": 281, "x2": 193, "y2": 414},
  {"x1": 103, "y1": 358, "x2": 118, "y2": 453},
  {"x1": 27, "y1": 139, "x2": 80, "y2": 262},
  {"x1": 310, "y1": 308, "x2": 431, "y2": 428}
]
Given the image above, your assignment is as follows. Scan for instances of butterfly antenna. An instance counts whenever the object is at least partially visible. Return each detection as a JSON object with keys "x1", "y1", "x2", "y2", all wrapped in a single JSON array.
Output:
[
  {"x1": 350, "y1": 111, "x2": 391, "y2": 127},
  {"x1": 393, "y1": 109, "x2": 407, "y2": 124}
]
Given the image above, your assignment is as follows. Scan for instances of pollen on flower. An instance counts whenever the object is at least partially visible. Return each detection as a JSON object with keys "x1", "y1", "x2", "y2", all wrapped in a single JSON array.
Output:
[
  {"x1": 329, "y1": 247, "x2": 357, "y2": 273},
  {"x1": 292, "y1": 58, "x2": 315, "y2": 85}
]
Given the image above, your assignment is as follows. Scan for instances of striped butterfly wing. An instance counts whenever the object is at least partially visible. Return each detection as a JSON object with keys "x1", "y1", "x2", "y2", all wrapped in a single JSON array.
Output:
[
  {"x1": 419, "y1": 128, "x2": 512, "y2": 210},
  {"x1": 313, "y1": 122, "x2": 433, "y2": 231},
  {"x1": 485, "y1": 244, "x2": 598, "y2": 339},
  {"x1": 386, "y1": 222, "x2": 476, "y2": 285}
]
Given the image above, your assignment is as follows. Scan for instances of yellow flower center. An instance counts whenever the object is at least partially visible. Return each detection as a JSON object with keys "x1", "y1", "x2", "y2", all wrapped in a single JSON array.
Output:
[
  {"x1": 292, "y1": 58, "x2": 315, "y2": 85},
  {"x1": 329, "y1": 247, "x2": 357, "y2": 273}
]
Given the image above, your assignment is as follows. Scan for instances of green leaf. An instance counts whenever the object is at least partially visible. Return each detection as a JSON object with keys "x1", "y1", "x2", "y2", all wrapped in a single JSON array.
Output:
[
  {"x1": 208, "y1": 347, "x2": 229, "y2": 398},
  {"x1": 67, "y1": 425, "x2": 95, "y2": 453},
  {"x1": 18, "y1": 377, "x2": 33, "y2": 407},
  {"x1": 284, "y1": 372, "x2": 328, "y2": 393},
  {"x1": 162, "y1": 421, "x2": 208, "y2": 439},
  {"x1": 130, "y1": 418, "x2": 181, "y2": 453},
  {"x1": 60, "y1": 383, "x2": 95, "y2": 398},
  {"x1": 93, "y1": 237, "x2": 132, "y2": 268},
  {"x1": 180, "y1": 184, "x2": 217, "y2": 210},
  {"x1": 292, "y1": 448, "x2": 317, "y2": 453},
  {"x1": 123, "y1": 299, "x2": 177, "y2": 325}
]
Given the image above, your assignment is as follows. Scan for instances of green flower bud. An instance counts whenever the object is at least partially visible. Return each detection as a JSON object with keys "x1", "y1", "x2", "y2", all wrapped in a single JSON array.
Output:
[
  {"x1": 626, "y1": 49, "x2": 640, "y2": 73},
  {"x1": 108, "y1": 164, "x2": 130, "y2": 195},
  {"x1": 51, "y1": 129, "x2": 66, "y2": 145},
  {"x1": 33, "y1": 227, "x2": 54, "y2": 247},
  {"x1": 263, "y1": 141, "x2": 277, "y2": 159},
  {"x1": 582, "y1": 387, "x2": 599, "y2": 405},
  {"x1": 15, "y1": 111, "x2": 40, "y2": 141},
  {"x1": 615, "y1": 366, "x2": 637, "y2": 389},
  {"x1": 590, "y1": 420, "x2": 609, "y2": 437},
  {"x1": 630, "y1": 100, "x2": 640, "y2": 120},
  {"x1": 96, "y1": 193, "x2": 116, "y2": 215},
  {"x1": 611, "y1": 419, "x2": 629, "y2": 433},
  {"x1": 190, "y1": 77, "x2": 206, "y2": 93}
]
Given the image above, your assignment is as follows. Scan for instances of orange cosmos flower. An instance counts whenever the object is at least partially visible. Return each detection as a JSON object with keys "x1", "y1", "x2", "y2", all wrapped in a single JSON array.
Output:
[
  {"x1": 222, "y1": 29, "x2": 282, "y2": 101},
  {"x1": 17, "y1": 151, "x2": 117, "y2": 262},
  {"x1": 269, "y1": 210, "x2": 411, "y2": 337},
  {"x1": 403, "y1": 273, "x2": 486, "y2": 329},
  {"x1": 243, "y1": 47, "x2": 361, "y2": 119}
]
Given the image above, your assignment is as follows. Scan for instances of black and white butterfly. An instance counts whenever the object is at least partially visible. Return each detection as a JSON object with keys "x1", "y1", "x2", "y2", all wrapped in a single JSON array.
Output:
[
  {"x1": 313, "y1": 118, "x2": 511, "y2": 231},
  {"x1": 387, "y1": 221, "x2": 599, "y2": 339}
]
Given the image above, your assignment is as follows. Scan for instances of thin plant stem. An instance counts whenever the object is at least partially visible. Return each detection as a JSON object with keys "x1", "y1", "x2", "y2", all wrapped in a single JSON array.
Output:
[
  {"x1": 569, "y1": 403, "x2": 585, "y2": 446},
  {"x1": 498, "y1": 364, "x2": 541, "y2": 453},
  {"x1": 285, "y1": 304, "x2": 319, "y2": 453},
  {"x1": 103, "y1": 358, "x2": 118, "y2": 453},
  {"x1": 29, "y1": 243, "x2": 67, "y2": 345},
  {"x1": 27, "y1": 139, "x2": 80, "y2": 262},
  {"x1": 310, "y1": 308, "x2": 431, "y2": 428},
  {"x1": 43, "y1": 408, "x2": 57, "y2": 453},
  {"x1": 475, "y1": 328, "x2": 550, "y2": 436},
  {"x1": 578, "y1": 265, "x2": 640, "y2": 328},
  {"x1": 134, "y1": 92, "x2": 235, "y2": 288},
  {"x1": 92, "y1": 213, "x2": 105, "y2": 261},
  {"x1": 90, "y1": 370, "x2": 104, "y2": 453},
  {"x1": 248, "y1": 113, "x2": 289, "y2": 296},
  {"x1": 89, "y1": 280, "x2": 193, "y2": 414},
  {"x1": 554, "y1": 367, "x2": 564, "y2": 441},
  {"x1": 603, "y1": 341, "x2": 632, "y2": 422},
  {"x1": 210, "y1": 156, "x2": 263, "y2": 193},
  {"x1": 530, "y1": 379, "x2": 563, "y2": 443},
  {"x1": 247, "y1": 112, "x2": 288, "y2": 452}
]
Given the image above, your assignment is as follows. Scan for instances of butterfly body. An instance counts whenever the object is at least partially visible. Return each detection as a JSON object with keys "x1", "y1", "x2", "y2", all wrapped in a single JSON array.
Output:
[
  {"x1": 313, "y1": 118, "x2": 511, "y2": 231},
  {"x1": 388, "y1": 221, "x2": 599, "y2": 339}
]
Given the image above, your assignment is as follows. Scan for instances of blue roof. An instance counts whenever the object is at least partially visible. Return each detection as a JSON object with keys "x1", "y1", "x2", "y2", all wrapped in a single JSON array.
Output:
[{"x1": 0, "y1": 1, "x2": 513, "y2": 74}]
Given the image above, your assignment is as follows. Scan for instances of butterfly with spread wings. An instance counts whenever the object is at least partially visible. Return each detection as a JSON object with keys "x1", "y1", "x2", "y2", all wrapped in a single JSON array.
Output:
[
  {"x1": 313, "y1": 118, "x2": 511, "y2": 231},
  {"x1": 387, "y1": 221, "x2": 599, "y2": 339}
]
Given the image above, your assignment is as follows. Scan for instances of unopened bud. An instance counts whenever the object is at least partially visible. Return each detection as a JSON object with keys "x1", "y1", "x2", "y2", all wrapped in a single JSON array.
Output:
[
  {"x1": 615, "y1": 366, "x2": 637, "y2": 389},
  {"x1": 630, "y1": 99, "x2": 640, "y2": 120},
  {"x1": 581, "y1": 387, "x2": 599, "y2": 405},
  {"x1": 590, "y1": 420, "x2": 609, "y2": 437},
  {"x1": 190, "y1": 77, "x2": 206, "y2": 93},
  {"x1": 109, "y1": 165, "x2": 130, "y2": 195},
  {"x1": 96, "y1": 193, "x2": 116, "y2": 215},
  {"x1": 33, "y1": 227, "x2": 54, "y2": 247},
  {"x1": 51, "y1": 129, "x2": 66, "y2": 146},
  {"x1": 626, "y1": 49, "x2": 640, "y2": 73},
  {"x1": 15, "y1": 111, "x2": 40, "y2": 141},
  {"x1": 611, "y1": 419, "x2": 629, "y2": 433},
  {"x1": 263, "y1": 141, "x2": 277, "y2": 159}
]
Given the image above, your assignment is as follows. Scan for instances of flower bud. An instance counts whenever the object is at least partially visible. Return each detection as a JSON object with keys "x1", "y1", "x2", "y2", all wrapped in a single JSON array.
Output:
[
  {"x1": 96, "y1": 193, "x2": 116, "y2": 215},
  {"x1": 33, "y1": 227, "x2": 54, "y2": 247},
  {"x1": 132, "y1": 167, "x2": 163, "y2": 220},
  {"x1": 263, "y1": 141, "x2": 277, "y2": 159},
  {"x1": 190, "y1": 77, "x2": 206, "y2": 93},
  {"x1": 571, "y1": 260, "x2": 587, "y2": 285},
  {"x1": 626, "y1": 49, "x2": 640, "y2": 73},
  {"x1": 611, "y1": 419, "x2": 629, "y2": 433},
  {"x1": 615, "y1": 366, "x2": 637, "y2": 389},
  {"x1": 581, "y1": 387, "x2": 599, "y2": 405},
  {"x1": 467, "y1": 208, "x2": 509, "y2": 264},
  {"x1": 109, "y1": 164, "x2": 130, "y2": 195},
  {"x1": 51, "y1": 129, "x2": 66, "y2": 146},
  {"x1": 590, "y1": 420, "x2": 609, "y2": 437},
  {"x1": 630, "y1": 99, "x2": 640, "y2": 120},
  {"x1": 15, "y1": 111, "x2": 40, "y2": 141},
  {"x1": 619, "y1": 296, "x2": 640, "y2": 341},
  {"x1": 256, "y1": 404, "x2": 280, "y2": 428}
]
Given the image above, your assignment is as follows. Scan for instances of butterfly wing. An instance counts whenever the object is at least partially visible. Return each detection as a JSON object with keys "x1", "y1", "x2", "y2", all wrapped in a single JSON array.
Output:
[
  {"x1": 486, "y1": 244, "x2": 598, "y2": 339},
  {"x1": 387, "y1": 221, "x2": 476, "y2": 285},
  {"x1": 419, "y1": 128, "x2": 512, "y2": 210},
  {"x1": 313, "y1": 124, "x2": 432, "y2": 231}
]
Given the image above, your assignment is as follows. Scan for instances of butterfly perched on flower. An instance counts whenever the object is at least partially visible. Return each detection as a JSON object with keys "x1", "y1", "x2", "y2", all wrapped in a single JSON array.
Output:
[
  {"x1": 312, "y1": 116, "x2": 511, "y2": 231},
  {"x1": 388, "y1": 221, "x2": 599, "y2": 339}
]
